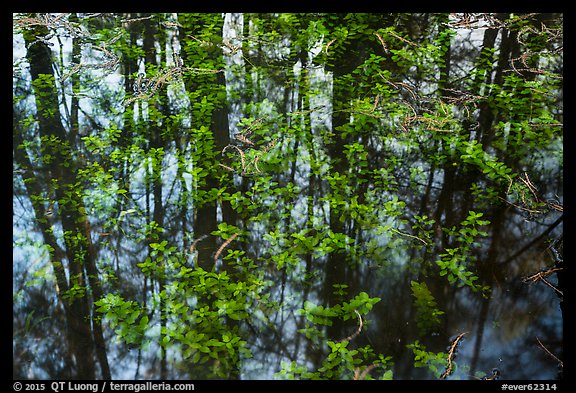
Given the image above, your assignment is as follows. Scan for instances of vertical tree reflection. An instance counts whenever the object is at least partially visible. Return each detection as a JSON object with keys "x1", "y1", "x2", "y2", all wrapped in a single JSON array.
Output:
[
  {"x1": 13, "y1": 13, "x2": 562, "y2": 380},
  {"x1": 15, "y1": 16, "x2": 110, "y2": 379}
]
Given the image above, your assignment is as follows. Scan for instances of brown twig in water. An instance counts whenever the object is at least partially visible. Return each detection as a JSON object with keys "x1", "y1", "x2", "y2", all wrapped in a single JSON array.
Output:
[
  {"x1": 189, "y1": 234, "x2": 209, "y2": 253},
  {"x1": 324, "y1": 39, "x2": 337, "y2": 55},
  {"x1": 499, "y1": 171, "x2": 563, "y2": 216},
  {"x1": 440, "y1": 332, "x2": 467, "y2": 379},
  {"x1": 125, "y1": 65, "x2": 222, "y2": 106},
  {"x1": 387, "y1": 30, "x2": 418, "y2": 47},
  {"x1": 519, "y1": 172, "x2": 539, "y2": 202},
  {"x1": 120, "y1": 15, "x2": 154, "y2": 25},
  {"x1": 535, "y1": 337, "x2": 563, "y2": 369},
  {"x1": 250, "y1": 139, "x2": 277, "y2": 174},
  {"x1": 222, "y1": 144, "x2": 246, "y2": 169},
  {"x1": 374, "y1": 33, "x2": 389, "y2": 53},
  {"x1": 497, "y1": 196, "x2": 542, "y2": 215},
  {"x1": 222, "y1": 138, "x2": 276, "y2": 176},
  {"x1": 354, "y1": 363, "x2": 378, "y2": 380},
  {"x1": 337, "y1": 310, "x2": 363, "y2": 343},
  {"x1": 235, "y1": 133, "x2": 255, "y2": 146},
  {"x1": 219, "y1": 163, "x2": 235, "y2": 172},
  {"x1": 214, "y1": 233, "x2": 238, "y2": 262},
  {"x1": 522, "y1": 267, "x2": 563, "y2": 296}
]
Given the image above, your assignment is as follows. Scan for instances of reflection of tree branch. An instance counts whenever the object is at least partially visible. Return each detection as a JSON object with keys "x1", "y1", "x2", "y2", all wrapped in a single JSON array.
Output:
[
  {"x1": 125, "y1": 52, "x2": 223, "y2": 106},
  {"x1": 221, "y1": 138, "x2": 277, "y2": 176},
  {"x1": 15, "y1": 13, "x2": 88, "y2": 42},
  {"x1": 496, "y1": 213, "x2": 563, "y2": 266},
  {"x1": 523, "y1": 267, "x2": 563, "y2": 296},
  {"x1": 508, "y1": 236, "x2": 563, "y2": 347},
  {"x1": 499, "y1": 172, "x2": 563, "y2": 216},
  {"x1": 387, "y1": 30, "x2": 418, "y2": 47},
  {"x1": 497, "y1": 196, "x2": 542, "y2": 215},
  {"x1": 536, "y1": 336, "x2": 563, "y2": 369},
  {"x1": 505, "y1": 21, "x2": 563, "y2": 80},
  {"x1": 391, "y1": 228, "x2": 429, "y2": 245},
  {"x1": 120, "y1": 15, "x2": 154, "y2": 24}
]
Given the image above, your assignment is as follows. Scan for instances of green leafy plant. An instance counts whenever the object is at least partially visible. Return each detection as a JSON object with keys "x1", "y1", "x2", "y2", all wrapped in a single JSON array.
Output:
[
  {"x1": 407, "y1": 340, "x2": 448, "y2": 379},
  {"x1": 410, "y1": 281, "x2": 444, "y2": 335},
  {"x1": 275, "y1": 292, "x2": 392, "y2": 379},
  {"x1": 436, "y1": 211, "x2": 491, "y2": 294}
]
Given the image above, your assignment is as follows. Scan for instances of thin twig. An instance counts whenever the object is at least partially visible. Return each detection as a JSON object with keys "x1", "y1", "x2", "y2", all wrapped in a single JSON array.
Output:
[
  {"x1": 189, "y1": 234, "x2": 208, "y2": 253},
  {"x1": 536, "y1": 336, "x2": 563, "y2": 368},
  {"x1": 440, "y1": 332, "x2": 467, "y2": 379},
  {"x1": 337, "y1": 310, "x2": 363, "y2": 343},
  {"x1": 522, "y1": 267, "x2": 563, "y2": 296},
  {"x1": 387, "y1": 30, "x2": 418, "y2": 47},
  {"x1": 391, "y1": 228, "x2": 429, "y2": 245},
  {"x1": 214, "y1": 233, "x2": 238, "y2": 261},
  {"x1": 354, "y1": 363, "x2": 378, "y2": 380}
]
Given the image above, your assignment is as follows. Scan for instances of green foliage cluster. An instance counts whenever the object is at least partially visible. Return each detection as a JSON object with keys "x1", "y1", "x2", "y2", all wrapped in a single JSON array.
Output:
[
  {"x1": 13, "y1": 12, "x2": 562, "y2": 380},
  {"x1": 277, "y1": 292, "x2": 393, "y2": 380},
  {"x1": 407, "y1": 340, "x2": 449, "y2": 379},
  {"x1": 410, "y1": 281, "x2": 444, "y2": 336},
  {"x1": 437, "y1": 211, "x2": 491, "y2": 293},
  {"x1": 96, "y1": 254, "x2": 265, "y2": 378}
]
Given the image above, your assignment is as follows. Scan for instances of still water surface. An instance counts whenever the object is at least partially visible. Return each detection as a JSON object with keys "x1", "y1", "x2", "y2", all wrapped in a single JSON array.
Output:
[{"x1": 13, "y1": 13, "x2": 563, "y2": 380}]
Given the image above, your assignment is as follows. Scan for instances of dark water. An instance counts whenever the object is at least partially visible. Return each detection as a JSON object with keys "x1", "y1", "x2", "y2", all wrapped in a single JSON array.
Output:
[{"x1": 13, "y1": 13, "x2": 563, "y2": 380}]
